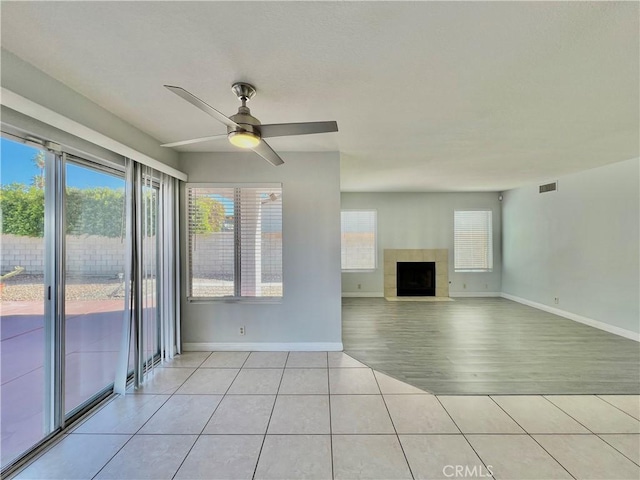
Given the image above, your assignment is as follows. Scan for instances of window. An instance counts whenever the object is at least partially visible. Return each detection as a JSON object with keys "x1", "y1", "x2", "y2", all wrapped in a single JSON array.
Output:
[
  {"x1": 454, "y1": 210, "x2": 493, "y2": 272},
  {"x1": 341, "y1": 210, "x2": 377, "y2": 270},
  {"x1": 187, "y1": 184, "x2": 282, "y2": 298}
]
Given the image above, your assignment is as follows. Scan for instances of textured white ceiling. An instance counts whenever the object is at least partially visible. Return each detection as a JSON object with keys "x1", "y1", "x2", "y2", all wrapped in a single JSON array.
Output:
[{"x1": 1, "y1": 1, "x2": 638, "y2": 192}]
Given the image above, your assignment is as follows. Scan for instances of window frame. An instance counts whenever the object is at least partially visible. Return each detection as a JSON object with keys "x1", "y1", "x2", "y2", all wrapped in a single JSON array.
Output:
[
  {"x1": 185, "y1": 182, "x2": 283, "y2": 302},
  {"x1": 453, "y1": 209, "x2": 494, "y2": 273},
  {"x1": 340, "y1": 209, "x2": 378, "y2": 272}
]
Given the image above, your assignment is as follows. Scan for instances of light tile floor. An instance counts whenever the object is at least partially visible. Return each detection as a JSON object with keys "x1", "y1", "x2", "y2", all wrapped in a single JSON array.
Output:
[{"x1": 13, "y1": 351, "x2": 640, "y2": 480}]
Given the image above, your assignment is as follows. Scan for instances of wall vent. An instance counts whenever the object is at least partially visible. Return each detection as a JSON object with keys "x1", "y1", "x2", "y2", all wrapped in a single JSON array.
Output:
[{"x1": 539, "y1": 182, "x2": 557, "y2": 193}]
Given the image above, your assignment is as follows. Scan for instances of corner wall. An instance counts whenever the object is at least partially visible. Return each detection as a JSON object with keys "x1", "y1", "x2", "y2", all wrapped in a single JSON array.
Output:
[
  {"x1": 502, "y1": 158, "x2": 640, "y2": 338},
  {"x1": 341, "y1": 192, "x2": 502, "y2": 297},
  {"x1": 179, "y1": 151, "x2": 342, "y2": 350}
]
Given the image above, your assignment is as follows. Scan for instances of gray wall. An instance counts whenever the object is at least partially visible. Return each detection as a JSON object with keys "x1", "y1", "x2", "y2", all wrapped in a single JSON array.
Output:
[
  {"x1": 502, "y1": 158, "x2": 640, "y2": 335},
  {"x1": 179, "y1": 151, "x2": 342, "y2": 349},
  {"x1": 341, "y1": 192, "x2": 502, "y2": 296}
]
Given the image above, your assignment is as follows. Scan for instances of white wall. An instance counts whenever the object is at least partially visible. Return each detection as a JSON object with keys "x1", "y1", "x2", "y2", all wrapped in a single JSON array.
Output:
[
  {"x1": 341, "y1": 192, "x2": 502, "y2": 296},
  {"x1": 179, "y1": 151, "x2": 343, "y2": 350},
  {"x1": 1, "y1": 49, "x2": 179, "y2": 169},
  {"x1": 502, "y1": 158, "x2": 640, "y2": 337}
]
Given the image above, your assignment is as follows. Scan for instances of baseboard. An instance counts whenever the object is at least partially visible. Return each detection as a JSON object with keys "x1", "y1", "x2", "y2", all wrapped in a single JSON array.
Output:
[
  {"x1": 341, "y1": 292, "x2": 384, "y2": 298},
  {"x1": 183, "y1": 342, "x2": 344, "y2": 352},
  {"x1": 501, "y1": 293, "x2": 640, "y2": 342},
  {"x1": 450, "y1": 292, "x2": 501, "y2": 298},
  {"x1": 343, "y1": 291, "x2": 501, "y2": 298}
]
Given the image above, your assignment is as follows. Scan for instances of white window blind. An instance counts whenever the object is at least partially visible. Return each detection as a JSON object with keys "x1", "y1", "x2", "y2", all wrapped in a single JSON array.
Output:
[
  {"x1": 187, "y1": 185, "x2": 282, "y2": 298},
  {"x1": 341, "y1": 210, "x2": 377, "y2": 270},
  {"x1": 454, "y1": 210, "x2": 493, "y2": 272}
]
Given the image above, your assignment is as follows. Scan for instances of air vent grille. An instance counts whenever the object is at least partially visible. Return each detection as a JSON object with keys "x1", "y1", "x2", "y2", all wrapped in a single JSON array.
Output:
[{"x1": 539, "y1": 182, "x2": 557, "y2": 193}]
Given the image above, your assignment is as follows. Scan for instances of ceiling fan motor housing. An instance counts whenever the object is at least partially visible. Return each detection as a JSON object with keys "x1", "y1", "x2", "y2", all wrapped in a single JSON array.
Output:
[{"x1": 228, "y1": 106, "x2": 261, "y2": 137}]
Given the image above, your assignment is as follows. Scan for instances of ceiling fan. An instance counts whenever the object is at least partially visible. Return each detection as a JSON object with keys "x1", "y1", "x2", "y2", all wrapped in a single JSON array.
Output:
[{"x1": 161, "y1": 83, "x2": 338, "y2": 166}]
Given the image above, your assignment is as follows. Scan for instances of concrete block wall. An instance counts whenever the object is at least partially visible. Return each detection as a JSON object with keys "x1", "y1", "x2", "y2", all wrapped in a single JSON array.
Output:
[
  {"x1": 190, "y1": 232, "x2": 283, "y2": 279},
  {"x1": 1, "y1": 235, "x2": 46, "y2": 275},
  {"x1": 1, "y1": 234, "x2": 153, "y2": 277},
  {"x1": 1, "y1": 233, "x2": 283, "y2": 279}
]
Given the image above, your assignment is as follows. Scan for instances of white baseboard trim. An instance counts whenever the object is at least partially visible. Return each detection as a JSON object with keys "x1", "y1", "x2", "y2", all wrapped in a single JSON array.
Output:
[
  {"x1": 341, "y1": 292, "x2": 384, "y2": 298},
  {"x1": 501, "y1": 293, "x2": 640, "y2": 342},
  {"x1": 183, "y1": 342, "x2": 344, "y2": 352},
  {"x1": 450, "y1": 292, "x2": 501, "y2": 298}
]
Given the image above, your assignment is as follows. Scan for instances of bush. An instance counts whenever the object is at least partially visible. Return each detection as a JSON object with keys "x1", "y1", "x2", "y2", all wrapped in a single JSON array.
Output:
[
  {"x1": 0, "y1": 184, "x2": 45, "y2": 236},
  {"x1": 1, "y1": 184, "x2": 224, "y2": 237},
  {"x1": 66, "y1": 187, "x2": 126, "y2": 237}
]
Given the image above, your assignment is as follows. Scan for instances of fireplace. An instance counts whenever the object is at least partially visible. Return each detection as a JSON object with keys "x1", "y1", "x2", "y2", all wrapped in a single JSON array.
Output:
[
  {"x1": 384, "y1": 249, "x2": 448, "y2": 298},
  {"x1": 396, "y1": 262, "x2": 436, "y2": 296}
]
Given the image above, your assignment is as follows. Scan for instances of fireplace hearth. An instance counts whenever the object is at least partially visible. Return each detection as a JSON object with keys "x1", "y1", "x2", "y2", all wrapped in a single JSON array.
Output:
[{"x1": 396, "y1": 262, "x2": 436, "y2": 296}]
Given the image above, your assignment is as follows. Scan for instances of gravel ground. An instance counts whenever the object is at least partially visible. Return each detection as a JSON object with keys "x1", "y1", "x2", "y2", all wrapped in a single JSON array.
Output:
[
  {"x1": 191, "y1": 282, "x2": 282, "y2": 298},
  {"x1": 0, "y1": 275, "x2": 281, "y2": 301},
  {"x1": 0, "y1": 275, "x2": 126, "y2": 301},
  {"x1": 1, "y1": 282, "x2": 125, "y2": 302}
]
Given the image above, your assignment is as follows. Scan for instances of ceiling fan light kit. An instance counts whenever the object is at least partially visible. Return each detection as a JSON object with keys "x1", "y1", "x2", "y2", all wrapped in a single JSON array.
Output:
[
  {"x1": 228, "y1": 130, "x2": 261, "y2": 148},
  {"x1": 162, "y1": 82, "x2": 338, "y2": 166}
]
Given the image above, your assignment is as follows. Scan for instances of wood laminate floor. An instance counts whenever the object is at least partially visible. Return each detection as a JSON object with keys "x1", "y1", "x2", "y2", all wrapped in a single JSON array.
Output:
[{"x1": 342, "y1": 297, "x2": 640, "y2": 395}]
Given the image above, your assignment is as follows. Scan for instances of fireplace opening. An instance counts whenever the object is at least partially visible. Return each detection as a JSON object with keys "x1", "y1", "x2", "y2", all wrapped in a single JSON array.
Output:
[{"x1": 397, "y1": 262, "x2": 436, "y2": 296}]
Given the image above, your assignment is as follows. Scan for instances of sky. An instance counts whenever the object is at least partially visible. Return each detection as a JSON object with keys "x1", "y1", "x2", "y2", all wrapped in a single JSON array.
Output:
[{"x1": 1, "y1": 137, "x2": 124, "y2": 189}]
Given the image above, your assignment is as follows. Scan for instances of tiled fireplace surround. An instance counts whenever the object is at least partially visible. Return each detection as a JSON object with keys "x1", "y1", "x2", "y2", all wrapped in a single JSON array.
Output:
[{"x1": 384, "y1": 249, "x2": 449, "y2": 298}]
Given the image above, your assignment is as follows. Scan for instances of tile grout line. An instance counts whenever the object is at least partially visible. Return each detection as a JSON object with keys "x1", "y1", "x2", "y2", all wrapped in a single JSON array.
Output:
[
  {"x1": 372, "y1": 370, "x2": 415, "y2": 480},
  {"x1": 69, "y1": 392, "x2": 123, "y2": 433},
  {"x1": 90, "y1": 368, "x2": 190, "y2": 480},
  {"x1": 170, "y1": 351, "x2": 250, "y2": 480},
  {"x1": 595, "y1": 434, "x2": 640, "y2": 467},
  {"x1": 540, "y1": 396, "x2": 600, "y2": 435},
  {"x1": 251, "y1": 352, "x2": 289, "y2": 480},
  {"x1": 326, "y1": 353, "x2": 334, "y2": 480},
  {"x1": 434, "y1": 396, "x2": 496, "y2": 480},
  {"x1": 595, "y1": 394, "x2": 640, "y2": 422},
  {"x1": 488, "y1": 396, "x2": 577, "y2": 480}
]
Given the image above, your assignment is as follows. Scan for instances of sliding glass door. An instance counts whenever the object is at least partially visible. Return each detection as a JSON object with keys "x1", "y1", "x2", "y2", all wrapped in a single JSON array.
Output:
[
  {"x1": 0, "y1": 142, "x2": 149, "y2": 467},
  {"x1": 0, "y1": 138, "x2": 53, "y2": 467},
  {"x1": 1, "y1": 136, "x2": 173, "y2": 473},
  {"x1": 63, "y1": 159, "x2": 127, "y2": 415}
]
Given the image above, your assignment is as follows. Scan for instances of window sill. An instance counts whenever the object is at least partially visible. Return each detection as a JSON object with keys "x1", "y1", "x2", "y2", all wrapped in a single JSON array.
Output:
[
  {"x1": 454, "y1": 269, "x2": 494, "y2": 273},
  {"x1": 187, "y1": 296, "x2": 283, "y2": 304}
]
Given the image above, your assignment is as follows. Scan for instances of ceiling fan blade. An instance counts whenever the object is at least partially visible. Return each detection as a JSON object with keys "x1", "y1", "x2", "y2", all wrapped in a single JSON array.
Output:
[
  {"x1": 259, "y1": 121, "x2": 338, "y2": 138},
  {"x1": 253, "y1": 140, "x2": 284, "y2": 166},
  {"x1": 164, "y1": 85, "x2": 239, "y2": 128},
  {"x1": 161, "y1": 134, "x2": 227, "y2": 148}
]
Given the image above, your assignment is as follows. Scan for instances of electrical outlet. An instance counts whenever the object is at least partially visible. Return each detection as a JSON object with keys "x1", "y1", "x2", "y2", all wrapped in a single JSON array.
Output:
[
  {"x1": 484, "y1": 283, "x2": 488, "y2": 289},
  {"x1": 554, "y1": 297, "x2": 559, "y2": 305},
  {"x1": 239, "y1": 326, "x2": 245, "y2": 336},
  {"x1": 463, "y1": 283, "x2": 466, "y2": 289},
  {"x1": 357, "y1": 284, "x2": 361, "y2": 290}
]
